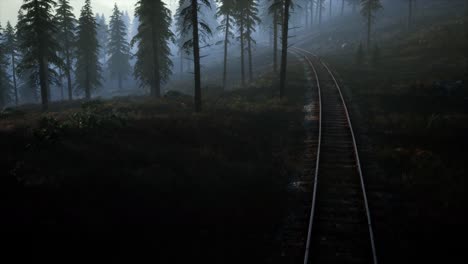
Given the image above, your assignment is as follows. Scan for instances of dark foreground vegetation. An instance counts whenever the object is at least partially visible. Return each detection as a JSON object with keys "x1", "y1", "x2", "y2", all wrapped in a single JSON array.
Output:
[{"x1": 0, "y1": 66, "x2": 307, "y2": 262}]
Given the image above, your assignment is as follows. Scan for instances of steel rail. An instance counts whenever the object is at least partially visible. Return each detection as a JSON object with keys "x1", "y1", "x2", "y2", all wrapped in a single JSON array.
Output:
[
  {"x1": 292, "y1": 46, "x2": 378, "y2": 264},
  {"x1": 290, "y1": 47, "x2": 323, "y2": 264}
]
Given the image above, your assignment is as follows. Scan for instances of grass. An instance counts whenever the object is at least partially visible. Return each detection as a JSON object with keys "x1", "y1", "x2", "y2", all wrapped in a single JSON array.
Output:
[{"x1": 0, "y1": 62, "x2": 307, "y2": 263}]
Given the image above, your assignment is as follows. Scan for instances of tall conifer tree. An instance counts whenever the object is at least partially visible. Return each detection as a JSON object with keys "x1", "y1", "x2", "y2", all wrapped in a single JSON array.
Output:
[
  {"x1": 237, "y1": 0, "x2": 260, "y2": 83},
  {"x1": 360, "y1": 0, "x2": 382, "y2": 50},
  {"x1": 55, "y1": 0, "x2": 77, "y2": 100},
  {"x1": 108, "y1": 4, "x2": 131, "y2": 90},
  {"x1": 16, "y1": 10, "x2": 38, "y2": 103},
  {"x1": 18, "y1": 0, "x2": 63, "y2": 110},
  {"x1": 75, "y1": 0, "x2": 101, "y2": 100},
  {"x1": 96, "y1": 14, "x2": 109, "y2": 64},
  {"x1": 279, "y1": 0, "x2": 293, "y2": 98},
  {"x1": 216, "y1": 0, "x2": 236, "y2": 90},
  {"x1": 3, "y1": 22, "x2": 18, "y2": 106},
  {"x1": 177, "y1": 0, "x2": 212, "y2": 111},
  {"x1": 132, "y1": 0, "x2": 174, "y2": 97},
  {"x1": 0, "y1": 23, "x2": 13, "y2": 108}
]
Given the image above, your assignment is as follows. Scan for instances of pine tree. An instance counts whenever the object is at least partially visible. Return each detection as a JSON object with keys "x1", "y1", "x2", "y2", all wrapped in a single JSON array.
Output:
[
  {"x1": 216, "y1": 0, "x2": 236, "y2": 90},
  {"x1": 108, "y1": 4, "x2": 131, "y2": 90},
  {"x1": 237, "y1": 0, "x2": 261, "y2": 83},
  {"x1": 360, "y1": 0, "x2": 382, "y2": 50},
  {"x1": 18, "y1": 0, "x2": 63, "y2": 110},
  {"x1": 129, "y1": 15, "x2": 140, "y2": 56},
  {"x1": 55, "y1": 0, "x2": 77, "y2": 101},
  {"x1": 3, "y1": 22, "x2": 18, "y2": 106},
  {"x1": 132, "y1": 0, "x2": 174, "y2": 97},
  {"x1": 310, "y1": 0, "x2": 315, "y2": 26},
  {"x1": 279, "y1": 0, "x2": 293, "y2": 98},
  {"x1": 346, "y1": 0, "x2": 359, "y2": 13},
  {"x1": 317, "y1": 0, "x2": 325, "y2": 25},
  {"x1": 0, "y1": 23, "x2": 13, "y2": 108},
  {"x1": 96, "y1": 14, "x2": 109, "y2": 64},
  {"x1": 177, "y1": 0, "x2": 213, "y2": 112},
  {"x1": 203, "y1": 0, "x2": 220, "y2": 38},
  {"x1": 175, "y1": 0, "x2": 192, "y2": 76},
  {"x1": 121, "y1": 10, "x2": 131, "y2": 41},
  {"x1": 234, "y1": 3, "x2": 247, "y2": 88},
  {"x1": 16, "y1": 10, "x2": 38, "y2": 103},
  {"x1": 75, "y1": 0, "x2": 101, "y2": 100},
  {"x1": 269, "y1": 0, "x2": 283, "y2": 73},
  {"x1": 303, "y1": 0, "x2": 309, "y2": 27}
]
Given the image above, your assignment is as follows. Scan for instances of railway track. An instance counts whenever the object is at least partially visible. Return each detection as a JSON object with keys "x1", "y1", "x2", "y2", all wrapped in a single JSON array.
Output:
[{"x1": 285, "y1": 47, "x2": 378, "y2": 264}]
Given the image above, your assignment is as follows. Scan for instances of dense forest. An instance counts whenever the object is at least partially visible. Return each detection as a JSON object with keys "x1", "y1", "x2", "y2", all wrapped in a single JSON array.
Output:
[
  {"x1": 0, "y1": 0, "x2": 467, "y2": 263},
  {"x1": 0, "y1": 0, "x2": 416, "y2": 111}
]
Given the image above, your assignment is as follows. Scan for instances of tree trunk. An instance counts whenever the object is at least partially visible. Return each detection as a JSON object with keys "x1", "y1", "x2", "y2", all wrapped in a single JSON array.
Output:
[
  {"x1": 240, "y1": 15, "x2": 246, "y2": 88},
  {"x1": 85, "y1": 64, "x2": 91, "y2": 100},
  {"x1": 39, "y1": 56, "x2": 49, "y2": 110},
  {"x1": 118, "y1": 74, "x2": 122, "y2": 90},
  {"x1": 180, "y1": 51, "x2": 184, "y2": 76},
  {"x1": 330, "y1": 0, "x2": 333, "y2": 18},
  {"x1": 318, "y1": 0, "x2": 322, "y2": 26},
  {"x1": 11, "y1": 54, "x2": 18, "y2": 106},
  {"x1": 310, "y1": 0, "x2": 314, "y2": 26},
  {"x1": 279, "y1": 0, "x2": 291, "y2": 99},
  {"x1": 65, "y1": 43, "x2": 73, "y2": 100},
  {"x1": 59, "y1": 67, "x2": 64, "y2": 100},
  {"x1": 305, "y1": 2, "x2": 309, "y2": 29},
  {"x1": 247, "y1": 24, "x2": 253, "y2": 83},
  {"x1": 222, "y1": 13, "x2": 230, "y2": 90},
  {"x1": 341, "y1": 0, "x2": 345, "y2": 16},
  {"x1": 273, "y1": 10, "x2": 278, "y2": 73},
  {"x1": 151, "y1": 22, "x2": 161, "y2": 98},
  {"x1": 191, "y1": 0, "x2": 202, "y2": 112}
]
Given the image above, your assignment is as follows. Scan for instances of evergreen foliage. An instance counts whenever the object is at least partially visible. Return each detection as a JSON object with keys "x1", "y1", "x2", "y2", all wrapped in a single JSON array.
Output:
[
  {"x1": 216, "y1": 0, "x2": 236, "y2": 90},
  {"x1": 17, "y1": 0, "x2": 63, "y2": 110},
  {"x1": 107, "y1": 4, "x2": 131, "y2": 90},
  {"x1": 96, "y1": 14, "x2": 109, "y2": 63},
  {"x1": 0, "y1": 23, "x2": 13, "y2": 108},
  {"x1": 235, "y1": 0, "x2": 261, "y2": 83},
  {"x1": 16, "y1": 10, "x2": 38, "y2": 103},
  {"x1": 360, "y1": 0, "x2": 383, "y2": 49},
  {"x1": 132, "y1": 0, "x2": 174, "y2": 97},
  {"x1": 176, "y1": 0, "x2": 213, "y2": 112},
  {"x1": 54, "y1": 0, "x2": 77, "y2": 100},
  {"x1": 3, "y1": 22, "x2": 18, "y2": 105},
  {"x1": 75, "y1": 0, "x2": 102, "y2": 100}
]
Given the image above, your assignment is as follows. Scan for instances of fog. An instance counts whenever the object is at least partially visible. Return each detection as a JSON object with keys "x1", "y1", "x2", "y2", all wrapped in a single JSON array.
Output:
[
  {"x1": 1, "y1": 0, "x2": 466, "y2": 105},
  {"x1": 1, "y1": 1, "x2": 467, "y2": 263}
]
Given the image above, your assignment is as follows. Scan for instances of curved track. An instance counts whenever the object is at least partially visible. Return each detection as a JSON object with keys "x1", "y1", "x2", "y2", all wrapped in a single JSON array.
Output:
[{"x1": 290, "y1": 47, "x2": 378, "y2": 264}]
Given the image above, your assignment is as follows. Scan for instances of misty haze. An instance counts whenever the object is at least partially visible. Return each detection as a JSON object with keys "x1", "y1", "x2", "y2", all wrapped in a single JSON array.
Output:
[{"x1": 0, "y1": 0, "x2": 466, "y2": 263}]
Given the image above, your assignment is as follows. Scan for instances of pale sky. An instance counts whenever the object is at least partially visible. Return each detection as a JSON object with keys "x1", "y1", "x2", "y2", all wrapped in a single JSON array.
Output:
[{"x1": 0, "y1": 0, "x2": 179, "y2": 27}]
